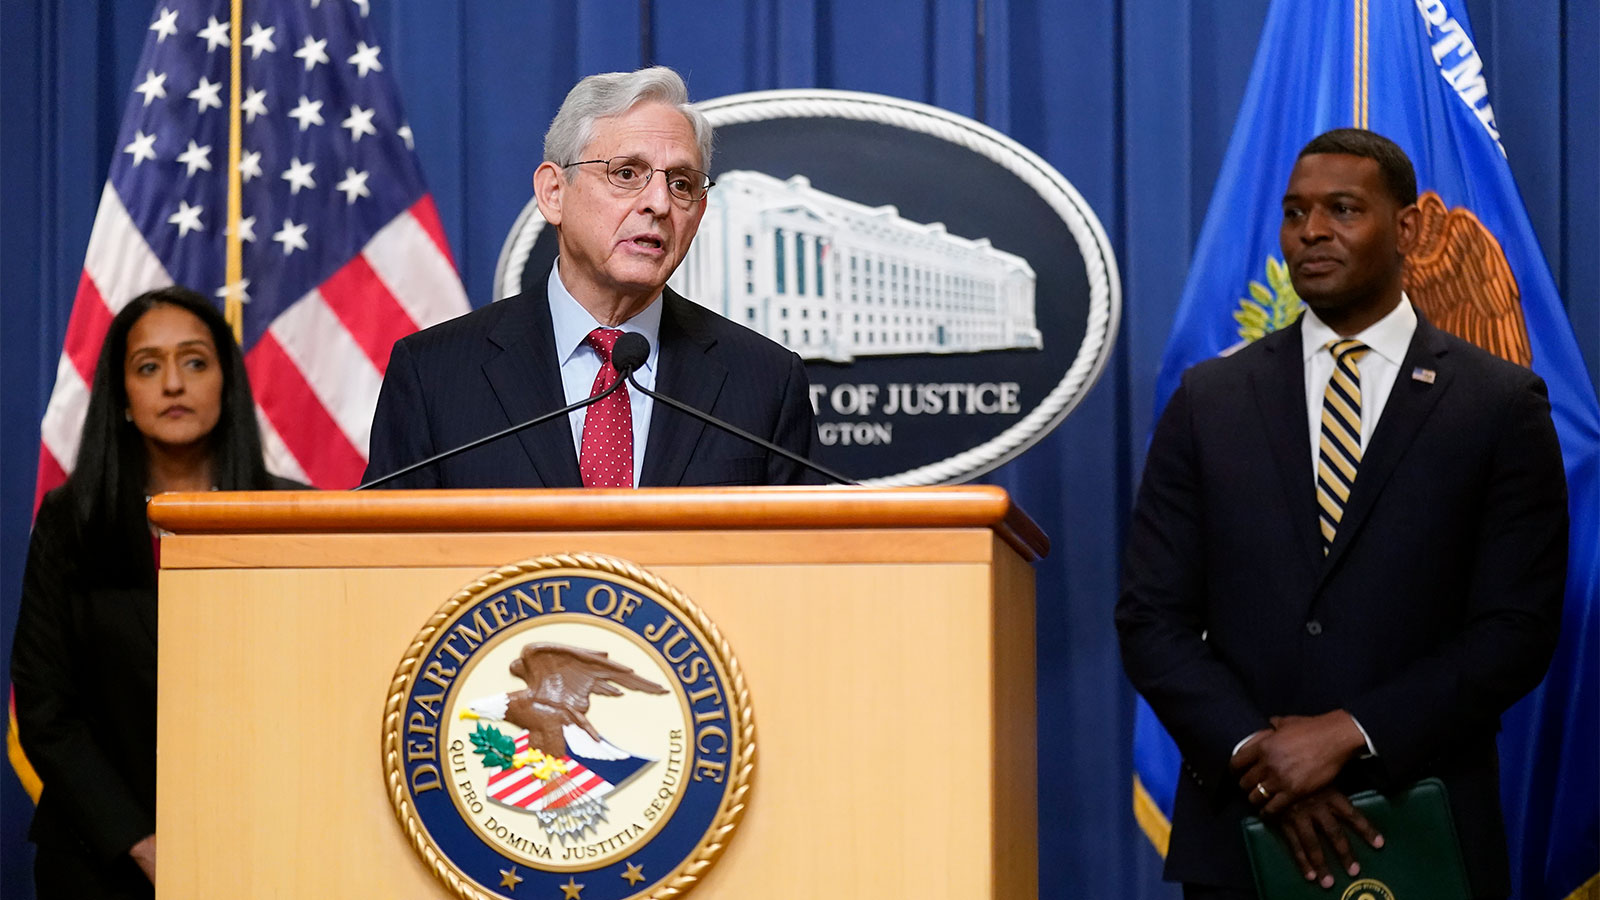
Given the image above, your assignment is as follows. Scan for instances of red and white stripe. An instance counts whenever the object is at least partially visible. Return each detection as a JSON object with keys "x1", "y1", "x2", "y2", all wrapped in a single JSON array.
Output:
[
  {"x1": 486, "y1": 732, "x2": 614, "y2": 811},
  {"x1": 36, "y1": 185, "x2": 172, "y2": 505},
  {"x1": 35, "y1": 192, "x2": 468, "y2": 500}
]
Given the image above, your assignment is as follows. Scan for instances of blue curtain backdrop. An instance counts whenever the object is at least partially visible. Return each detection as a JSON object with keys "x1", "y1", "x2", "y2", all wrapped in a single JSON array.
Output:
[{"x1": 1, "y1": 2, "x2": 1593, "y2": 897}]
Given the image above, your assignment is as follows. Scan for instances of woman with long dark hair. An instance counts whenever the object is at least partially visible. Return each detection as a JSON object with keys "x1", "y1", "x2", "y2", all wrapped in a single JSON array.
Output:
[{"x1": 11, "y1": 285, "x2": 297, "y2": 898}]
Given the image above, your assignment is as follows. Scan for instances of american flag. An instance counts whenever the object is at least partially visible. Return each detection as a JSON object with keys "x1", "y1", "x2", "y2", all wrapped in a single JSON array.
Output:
[
  {"x1": 35, "y1": 0, "x2": 469, "y2": 497},
  {"x1": 486, "y1": 730, "x2": 642, "y2": 812}
]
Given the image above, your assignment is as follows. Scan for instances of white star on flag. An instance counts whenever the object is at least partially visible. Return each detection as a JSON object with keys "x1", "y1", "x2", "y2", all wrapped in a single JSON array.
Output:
[
  {"x1": 168, "y1": 200, "x2": 204, "y2": 237},
  {"x1": 229, "y1": 216, "x2": 257, "y2": 243},
  {"x1": 123, "y1": 131, "x2": 158, "y2": 166},
  {"x1": 294, "y1": 36, "x2": 330, "y2": 71},
  {"x1": 272, "y1": 218, "x2": 309, "y2": 255},
  {"x1": 215, "y1": 278, "x2": 252, "y2": 303},
  {"x1": 149, "y1": 7, "x2": 179, "y2": 42},
  {"x1": 347, "y1": 41, "x2": 382, "y2": 77},
  {"x1": 341, "y1": 105, "x2": 377, "y2": 142},
  {"x1": 197, "y1": 15, "x2": 230, "y2": 52},
  {"x1": 134, "y1": 70, "x2": 167, "y2": 106},
  {"x1": 188, "y1": 76, "x2": 223, "y2": 114},
  {"x1": 243, "y1": 22, "x2": 277, "y2": 59},
  {"x1": 352, "y1": 0, "x2": 370, "y2": 17},
  {"x1": 397, "y1": 123, "x2": 414, "y2": 149},
  {"x1": 281, "y1": 157, "x2": 317, "y2": 194},
  {"x1": 237, "y1": 150, "x2": 263, "y2": 182},
  {"x1": 335, "y1": 167, "x2": 371, "y2": 204},
  {"x1": 175, "y1": 140, "x2": 213, "y2": 176},
  {"x1": 288, "y1": 95, "x2": 324, "y2": 130},
  {"x1": 241, "y1": 87, "x2": 268, "y2": 123},
  {"x1": 39, "y1": 0, "x2": 473, "y2": 496}
]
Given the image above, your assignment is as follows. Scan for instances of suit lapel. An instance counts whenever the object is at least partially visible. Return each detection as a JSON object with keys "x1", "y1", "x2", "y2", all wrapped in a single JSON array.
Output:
[
  {"x1": 640, "y1": 290, "x2": 727, "y2": 486},
  {"x1": 1318, "y1": 318, "x2": 1450, "y2": 582},
  {"x1": 1250, "y1": 323, "x2": 1324, "y2": 575},
  {"x1": 481, "y1": 287, "x2": 582, "y2": 488}
]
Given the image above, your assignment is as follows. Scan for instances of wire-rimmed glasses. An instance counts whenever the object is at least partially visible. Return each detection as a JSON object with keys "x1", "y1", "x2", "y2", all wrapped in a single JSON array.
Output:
[{"x1": 563, "y1": 156, "x2": 715, "y2": 203}]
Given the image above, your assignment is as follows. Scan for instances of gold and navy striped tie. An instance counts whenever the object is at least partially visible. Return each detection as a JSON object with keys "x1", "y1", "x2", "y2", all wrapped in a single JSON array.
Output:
[{"x1": 1316, "y1": 340, "x2": 1371, "y2": 554}]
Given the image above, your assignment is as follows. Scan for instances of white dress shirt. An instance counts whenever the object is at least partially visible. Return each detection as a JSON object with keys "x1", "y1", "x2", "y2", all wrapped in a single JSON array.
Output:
[
  {"x1": 1300, "y1": 297, "x2": 1418, "y2": 484},
  {"x1": 1231, "y1": 297, "x2": 1419, "y2": 763},
  {"x1": 547, "y1": 261, "x2": 661, "y2": 486}
]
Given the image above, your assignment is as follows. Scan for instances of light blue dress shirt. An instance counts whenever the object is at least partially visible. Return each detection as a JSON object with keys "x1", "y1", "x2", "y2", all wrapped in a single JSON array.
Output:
[{"x1": 546, "y1": 261, "x2": 661, "y2": 486}]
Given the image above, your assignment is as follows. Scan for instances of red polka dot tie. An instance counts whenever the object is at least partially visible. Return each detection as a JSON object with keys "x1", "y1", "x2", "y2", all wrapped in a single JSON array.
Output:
[{"x1": 579, "y1": 327, "x2": 633, "y2": 488}]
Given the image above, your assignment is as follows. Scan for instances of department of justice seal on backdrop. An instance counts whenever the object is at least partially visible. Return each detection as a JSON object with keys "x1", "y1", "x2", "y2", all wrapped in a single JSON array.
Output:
[
  {"x1": 498, "y1": 89, "x2": 1120, "y2": 485},
  {"x1": 383, "y1": 554, "x2": 753, "y2": 900}
]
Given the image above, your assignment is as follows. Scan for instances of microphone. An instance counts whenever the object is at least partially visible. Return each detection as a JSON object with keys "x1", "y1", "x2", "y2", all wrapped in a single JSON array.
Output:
[
  {"x1": 354, "y1": 343, "x2": 644, "y2": 491},
  {"x1": 615, "y1": 333, "x2": 856, "y2": 486},
  {"x1": 611, "y1": 332, "x2": 650, "y2": 380}
]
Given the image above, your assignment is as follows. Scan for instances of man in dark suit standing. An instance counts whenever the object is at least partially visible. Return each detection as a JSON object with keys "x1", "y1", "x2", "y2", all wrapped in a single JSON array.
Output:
[
  {"x1": 1116, "y1": 129, "x2": 1568, "y2": 898},
  {"x1": 365, "y1": 66, "x2": 816, "y2": 489}
]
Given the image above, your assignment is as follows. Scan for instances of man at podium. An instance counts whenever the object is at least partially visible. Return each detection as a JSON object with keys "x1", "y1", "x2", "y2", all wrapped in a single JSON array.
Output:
[{"x1": 365, "y1": 66, "x2": 816, "y2": 489}]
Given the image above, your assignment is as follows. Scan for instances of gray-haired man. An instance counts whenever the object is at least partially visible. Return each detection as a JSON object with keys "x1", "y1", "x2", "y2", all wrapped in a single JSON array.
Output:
[{"x1": 365, "y1": 66, "x2": 817, "y2": 489}]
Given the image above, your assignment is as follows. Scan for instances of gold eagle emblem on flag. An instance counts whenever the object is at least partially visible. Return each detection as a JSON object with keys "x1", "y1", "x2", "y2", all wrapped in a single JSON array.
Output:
[{"x1": 1403, "y1": 191, "x2": 1533, "y2": 368}]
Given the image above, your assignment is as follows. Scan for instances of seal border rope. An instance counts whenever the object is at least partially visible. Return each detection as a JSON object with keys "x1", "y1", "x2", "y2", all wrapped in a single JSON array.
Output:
[
  {"x1": 382, "y1": 553, "x2": 757, "y2": 900},
  {"x1": 494, "y1": 89, "x2": 1122, "y2": 486}
]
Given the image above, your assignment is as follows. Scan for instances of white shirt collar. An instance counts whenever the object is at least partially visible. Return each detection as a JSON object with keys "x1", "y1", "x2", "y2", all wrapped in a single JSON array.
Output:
[
  {"x1": 547, "y1": 260, "x2": 662, "y2": 373},
  {"x1": 1300, "y1": 294, "x2": 1417, "y2": 367}
]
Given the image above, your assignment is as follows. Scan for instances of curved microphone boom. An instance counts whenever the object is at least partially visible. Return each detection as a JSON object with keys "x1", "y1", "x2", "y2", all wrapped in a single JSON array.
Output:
[
  {"x1": 612, "y1": 333, "x2": 856, "y2": 486},
  {"x1": 354, "y1": 349, "x2": 643, "y2": 490}
]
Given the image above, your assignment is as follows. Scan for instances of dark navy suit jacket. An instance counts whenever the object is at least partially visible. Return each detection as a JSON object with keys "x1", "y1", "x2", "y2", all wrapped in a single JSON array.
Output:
[
  {"x1": 1115, "y1": 315, "x2": 1568, "y2": 897},
  {"x1": 363, "y1": 273, "x2": 818, "y2": 488}
]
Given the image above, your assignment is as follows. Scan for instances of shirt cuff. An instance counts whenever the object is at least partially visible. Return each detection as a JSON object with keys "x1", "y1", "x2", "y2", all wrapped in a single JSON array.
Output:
[
  {"x1": 1231, "y1": 730, "x2": 1265, "y2": 759},
  {"x1": 1348, "y1": 713, "x2": 1378, "y2": 758}
]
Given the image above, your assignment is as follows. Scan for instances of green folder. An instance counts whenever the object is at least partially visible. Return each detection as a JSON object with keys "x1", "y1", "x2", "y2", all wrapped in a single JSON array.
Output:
[{"x1": 1241, "y1": 778, "x2": 1470, "y2": 900}]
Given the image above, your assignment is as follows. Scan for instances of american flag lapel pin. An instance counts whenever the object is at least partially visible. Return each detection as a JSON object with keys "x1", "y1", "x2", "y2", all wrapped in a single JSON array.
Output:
[{"x1": 1412, "y1": 366, "x2": 1437, "y2": 384}]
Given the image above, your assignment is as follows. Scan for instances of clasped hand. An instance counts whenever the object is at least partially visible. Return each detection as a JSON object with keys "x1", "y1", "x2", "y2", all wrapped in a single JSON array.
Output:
[
  {"x1": 1268, "y1": 788, "x2": 1385, "y2": 888},
  {"x1": 1230, "y1": 713, "x2": 1383, "y2": 888},
  {"x1": 1232, "y1": 712, "x2": 1364, "y2": 813}
]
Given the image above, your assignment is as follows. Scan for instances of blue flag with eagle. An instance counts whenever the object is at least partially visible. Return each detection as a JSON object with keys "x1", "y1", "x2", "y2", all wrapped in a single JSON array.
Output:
[{"x1": 1135, "y1": 2, "x2": 1600, "y2": 898}]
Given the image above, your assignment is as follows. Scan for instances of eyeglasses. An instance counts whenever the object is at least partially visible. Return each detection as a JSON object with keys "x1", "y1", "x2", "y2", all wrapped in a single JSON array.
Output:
[{"x1": 564, "y1": 156, "x2": 715, "y2": 203}]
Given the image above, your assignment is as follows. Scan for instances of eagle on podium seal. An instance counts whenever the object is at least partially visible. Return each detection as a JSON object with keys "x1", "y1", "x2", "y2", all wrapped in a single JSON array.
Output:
[{"x1": 383, "y1": 554, "x2": 754, "y2": 900}]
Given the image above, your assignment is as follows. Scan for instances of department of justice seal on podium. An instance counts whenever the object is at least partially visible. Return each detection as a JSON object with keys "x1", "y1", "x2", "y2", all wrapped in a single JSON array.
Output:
[{"x1": 383, "y1": 554, "x2": 754, "y2": 900}]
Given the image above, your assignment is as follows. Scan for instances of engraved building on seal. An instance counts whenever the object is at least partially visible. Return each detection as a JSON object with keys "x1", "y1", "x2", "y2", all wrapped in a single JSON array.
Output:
[{"x1": 669, "y1": 170, "x2": 1042, "y2": 363}]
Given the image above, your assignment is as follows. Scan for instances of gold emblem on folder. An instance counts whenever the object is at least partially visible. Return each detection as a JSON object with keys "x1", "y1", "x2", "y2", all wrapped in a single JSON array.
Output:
[{"x1": 1341, "y1": 878, "x2": 1397, "y2": 900}]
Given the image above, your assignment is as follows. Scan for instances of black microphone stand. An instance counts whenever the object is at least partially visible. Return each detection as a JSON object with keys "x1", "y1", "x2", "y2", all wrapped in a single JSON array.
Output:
[
  {"x1": 354, "y1": 366, "x2": 637, "y2": 490},
  {"x1": 623, "y1": 371, "x2": 858, "y2": 486}
]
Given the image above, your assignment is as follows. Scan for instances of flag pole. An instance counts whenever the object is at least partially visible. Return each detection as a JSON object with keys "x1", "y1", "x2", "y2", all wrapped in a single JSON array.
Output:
[
  {"x1": 1352, "y1": 0, "x2": 1369, "y2": 129},
  {"x1": 224, "y1": 0, "x2": 245, "y2": 343}
]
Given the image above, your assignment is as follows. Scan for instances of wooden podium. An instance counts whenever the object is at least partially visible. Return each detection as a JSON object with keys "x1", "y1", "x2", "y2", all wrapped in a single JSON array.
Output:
[{"x1": 148, "y1": 485, "x2": 1044, "y2": 899}]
